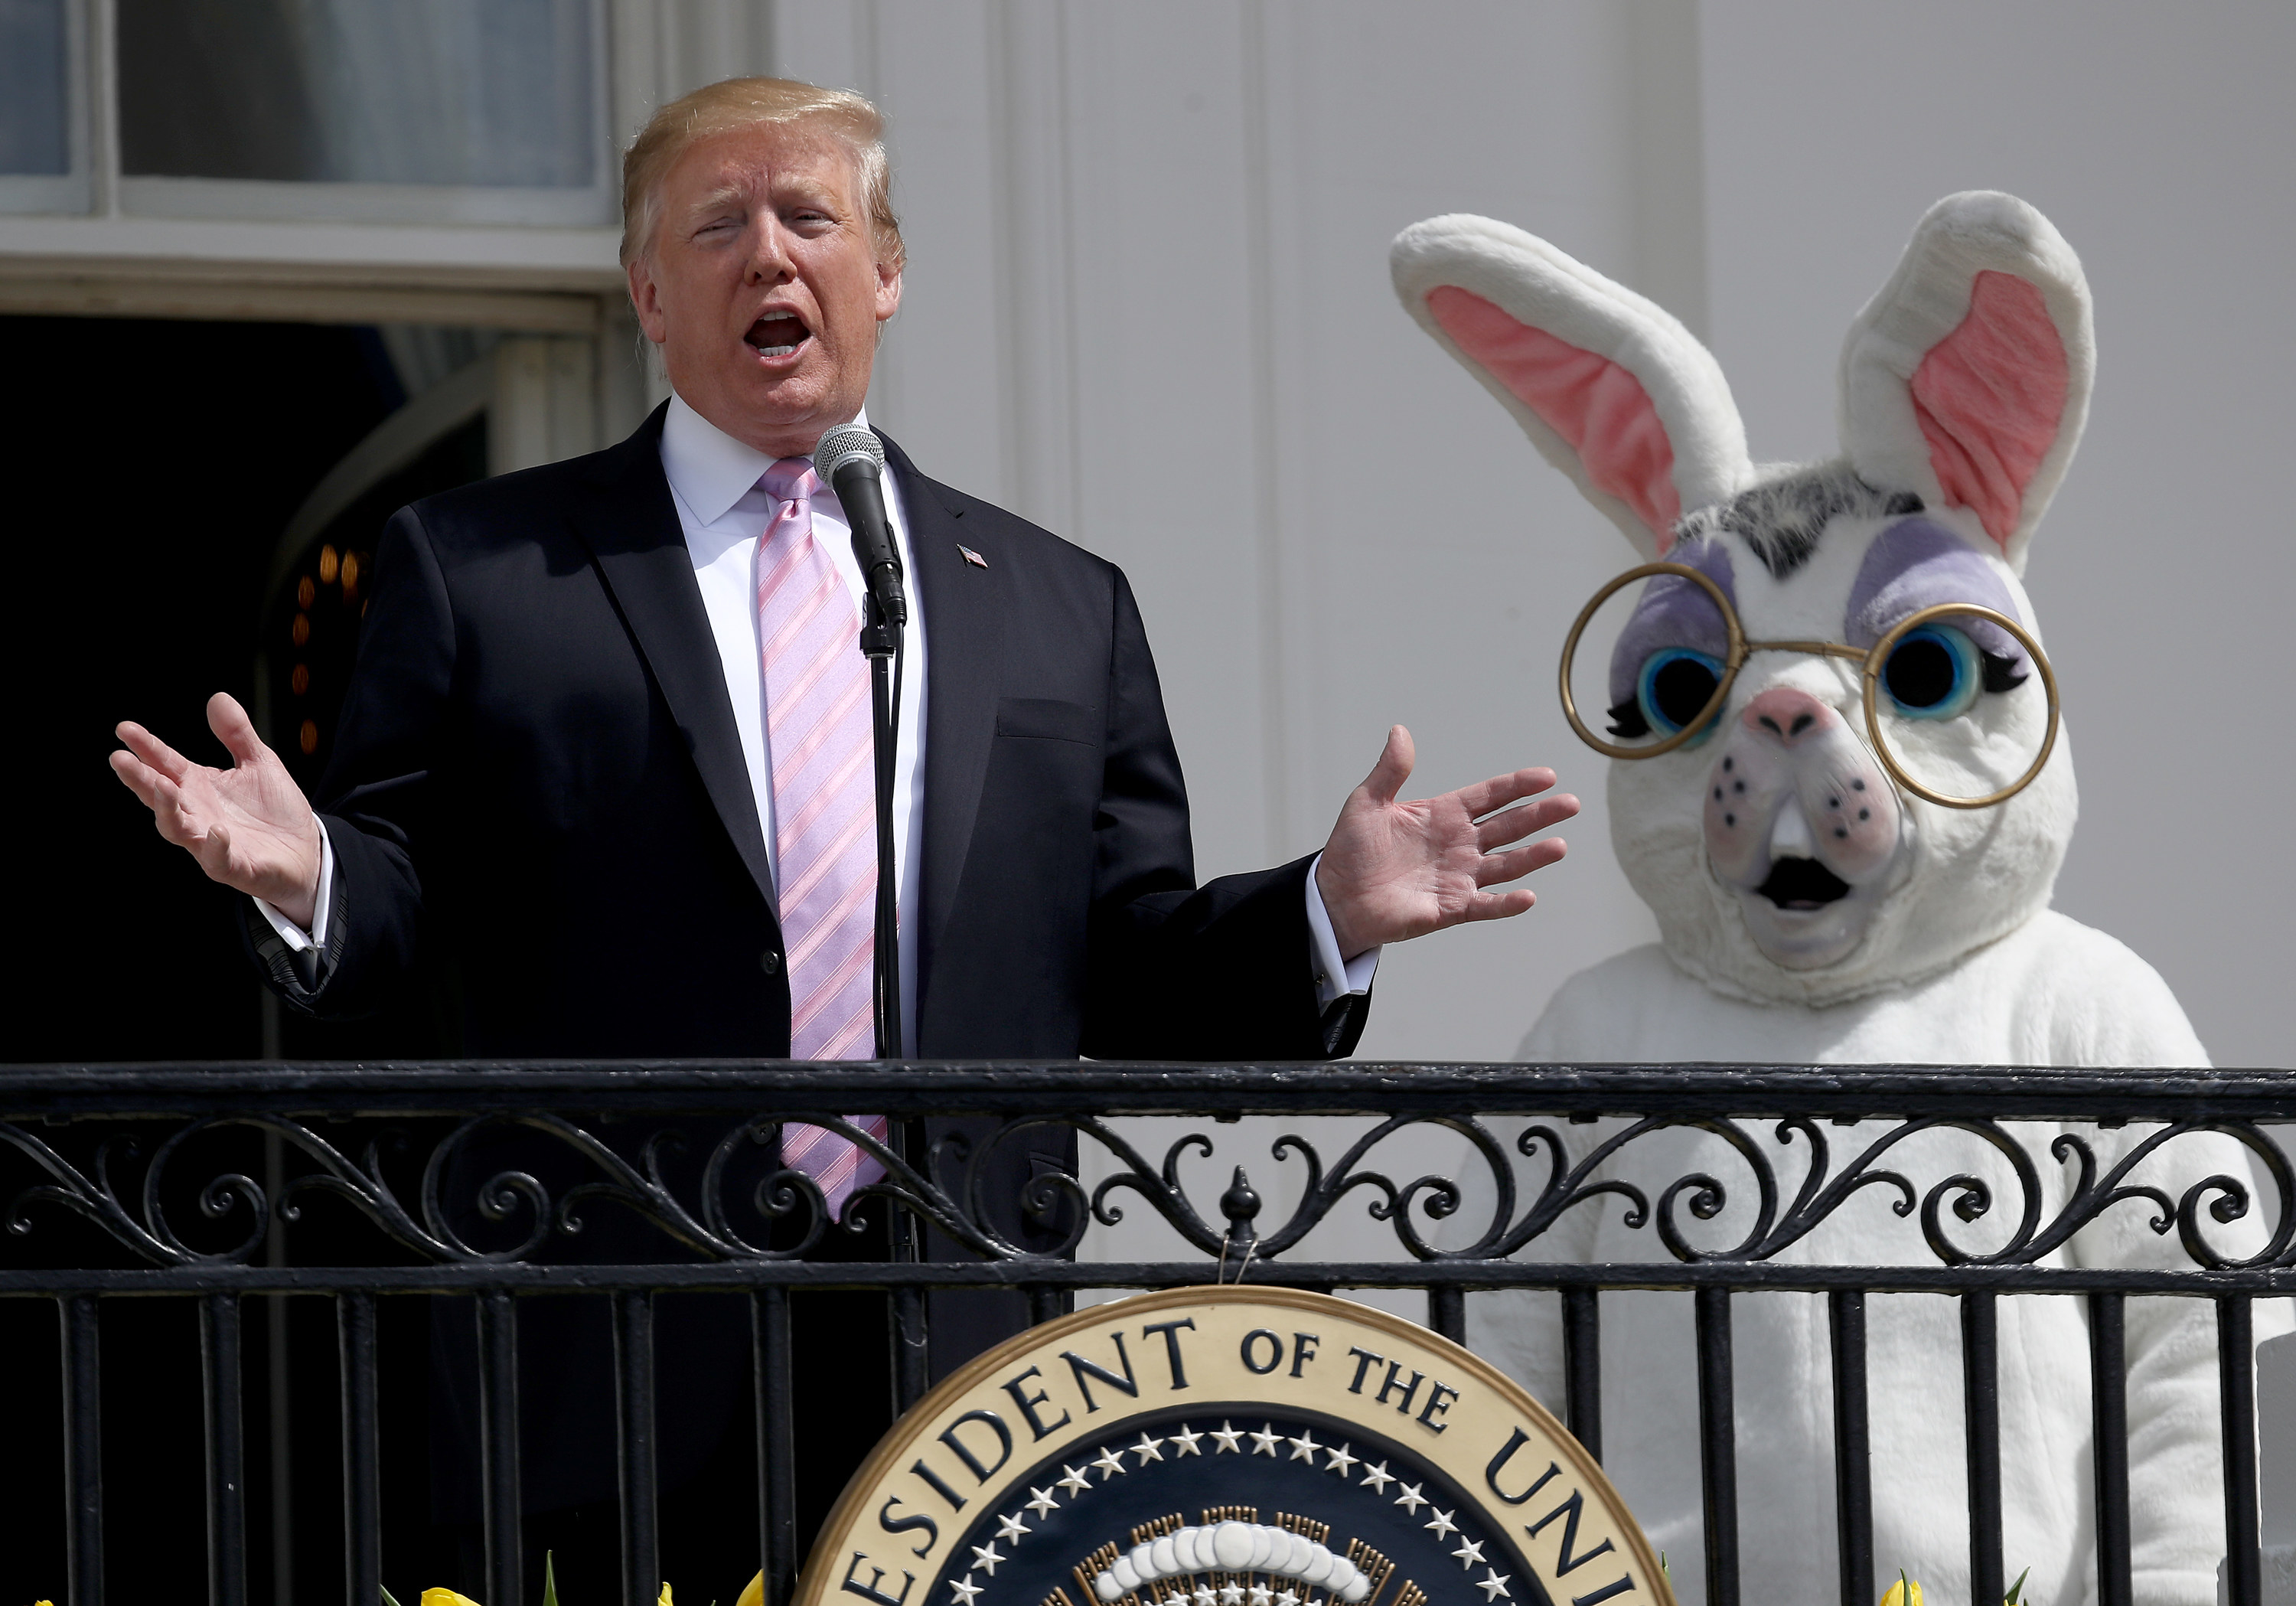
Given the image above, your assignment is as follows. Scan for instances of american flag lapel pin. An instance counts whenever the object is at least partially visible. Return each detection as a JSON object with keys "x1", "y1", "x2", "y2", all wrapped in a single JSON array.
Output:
[{"x1": 958, "y1": 544, "x2": 988, "y2": 568}]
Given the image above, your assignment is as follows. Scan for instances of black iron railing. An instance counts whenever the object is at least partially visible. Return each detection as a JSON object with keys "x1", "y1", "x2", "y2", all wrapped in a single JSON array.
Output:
[{"x1": 3, "y1": 1064, "x2": 2291, "y2": 1606}]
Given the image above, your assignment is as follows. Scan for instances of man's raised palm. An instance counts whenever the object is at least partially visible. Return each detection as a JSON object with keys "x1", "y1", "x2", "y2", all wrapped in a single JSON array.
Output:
[
  {"x1": 111, "y1": 693, "x2": 324, "y2": 929},
  {"x1": 1315, "y1": 726, "x2": 1577, "y2": 961}
]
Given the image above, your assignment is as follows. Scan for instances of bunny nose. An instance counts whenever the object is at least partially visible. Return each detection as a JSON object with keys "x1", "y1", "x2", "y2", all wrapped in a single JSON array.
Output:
[{"x1": 1743, "y1": 687, "x2": 1839, "y2": 746}]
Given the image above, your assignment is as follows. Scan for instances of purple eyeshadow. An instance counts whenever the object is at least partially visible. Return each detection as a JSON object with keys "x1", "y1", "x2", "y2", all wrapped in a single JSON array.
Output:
[
  {"x1": 1608, "y1": 540, "x2": 1737, "y2": 707},
  {"x1": 1844, "y1": 519, "x2": 2027, "y2": 665}
]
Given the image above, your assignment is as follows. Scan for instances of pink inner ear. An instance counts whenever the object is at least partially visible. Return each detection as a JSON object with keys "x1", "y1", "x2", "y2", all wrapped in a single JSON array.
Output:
[
  {"x1": 1909, "y1": 269, "x2": 2069, "y2": 553},
  {"x1": 1427, "y1": 286, "x2": 1681, "y2": 547}
]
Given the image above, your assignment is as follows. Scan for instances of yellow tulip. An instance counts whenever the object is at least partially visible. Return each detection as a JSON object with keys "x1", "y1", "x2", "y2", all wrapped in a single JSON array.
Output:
[
  {"x1": 424, "y1": 1591, "x2": 485, "y2": 1606},
  {"x1": 1880, "y1": 1574, "x2": 1923, "y2": 1606},
  {"x1": 737, "y1": 1573, "x2": 766, "y2": 1606}
]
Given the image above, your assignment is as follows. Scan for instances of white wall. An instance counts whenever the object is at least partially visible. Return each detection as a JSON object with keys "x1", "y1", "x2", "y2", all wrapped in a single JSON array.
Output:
[
  {"x1": 777, "y1": 0, "x2": 1691, "y2": 1066},
  {"x1": 1700, "y1": 1, "x2": 2296, "y2": 1069},
  {"x1": 774, "y1": 0, "x2": 2296, "y2": 1072}
]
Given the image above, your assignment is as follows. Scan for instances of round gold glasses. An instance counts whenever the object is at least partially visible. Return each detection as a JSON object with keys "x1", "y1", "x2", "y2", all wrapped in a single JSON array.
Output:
[{"x1": 1557, "y1": 561, "x2": 2062, "y2": 810}]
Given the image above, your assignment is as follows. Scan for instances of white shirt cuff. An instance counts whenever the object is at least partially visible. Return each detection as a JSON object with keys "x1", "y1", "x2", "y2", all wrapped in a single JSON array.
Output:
[
  {"x1": 254, "y1": 819, "x2": 334, "y2": 955},
  {"x1": 1305, "y1": 851, "x2": 1379, "y2": 1007}
]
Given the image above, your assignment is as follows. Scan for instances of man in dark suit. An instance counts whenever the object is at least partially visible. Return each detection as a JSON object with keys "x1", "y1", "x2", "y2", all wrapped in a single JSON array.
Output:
[{"x1": 112, "y1": 77, "x2": 1577, "y2": 1595}]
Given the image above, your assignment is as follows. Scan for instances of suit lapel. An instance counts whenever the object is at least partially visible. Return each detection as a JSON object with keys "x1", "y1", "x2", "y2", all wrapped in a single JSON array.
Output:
[
  {"x1": 885, "y1": 433, "x2": 1003, "y2": 1013},
  {"x1": 572, "y1": 406, "x2": 779, "y2": 912}
]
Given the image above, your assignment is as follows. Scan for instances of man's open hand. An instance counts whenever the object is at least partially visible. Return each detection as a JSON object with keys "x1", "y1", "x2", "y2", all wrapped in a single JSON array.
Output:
[
  {"x1": 1314, "y1": 726, "x2": 1578, "y2": 960},
  {"x1": 111, "y1": 693, "x2": 324, "y2": 928}
]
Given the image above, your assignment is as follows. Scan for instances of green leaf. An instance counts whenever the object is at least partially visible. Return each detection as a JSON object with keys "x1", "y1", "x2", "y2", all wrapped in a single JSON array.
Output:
[
  {"x1": 382, "y1": 1588, "x2": 406, "y2": 1606},
  {"x1": 2004, "y1": 1566, "x2": 2030, "y2": 1606},
  {"x1": 544, "y1": 1551, "x2": 561, "y2": 1606}
]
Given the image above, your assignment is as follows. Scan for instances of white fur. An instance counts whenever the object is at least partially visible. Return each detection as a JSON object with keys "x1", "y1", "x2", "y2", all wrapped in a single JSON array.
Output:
[
  {"x1": 1476, "y1": 917, "x2": 2272, "y2": 1606},
  {"x1": 1838, "y1": 193, "x2": 2094, "y2": 575},
  {"x1": 1391, "y1": 214, "x2": 1753, "y2": 555},
  {"x1": 1392, "y1": 193, "x2": 2288, "y2": 1602},
  {"x1": 1611, "y1": 508, "x2": 2076, "y2": 1007}
]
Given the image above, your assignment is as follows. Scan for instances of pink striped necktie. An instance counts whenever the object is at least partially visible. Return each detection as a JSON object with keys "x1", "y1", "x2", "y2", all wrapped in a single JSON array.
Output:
[{"x1": 755, "y1": 457, "x2": 888, "y2": 1221}]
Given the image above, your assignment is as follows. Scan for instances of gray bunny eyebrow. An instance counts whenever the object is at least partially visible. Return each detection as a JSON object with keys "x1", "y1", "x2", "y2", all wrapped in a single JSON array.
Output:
[{"x1": 1671, "y1": 465, "x2": 1923, "y2": 579}]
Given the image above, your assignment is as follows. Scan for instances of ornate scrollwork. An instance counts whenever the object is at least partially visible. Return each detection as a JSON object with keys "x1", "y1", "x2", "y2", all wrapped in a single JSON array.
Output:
[{"x1": 2, "y1": 1097, "x2": 2288, "y2": 1275}]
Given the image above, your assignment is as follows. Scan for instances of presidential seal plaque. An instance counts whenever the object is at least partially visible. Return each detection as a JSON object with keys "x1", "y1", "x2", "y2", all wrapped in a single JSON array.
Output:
[{"x1": 797, "y1": 1288, "x2": 1671, "y2": 1606}]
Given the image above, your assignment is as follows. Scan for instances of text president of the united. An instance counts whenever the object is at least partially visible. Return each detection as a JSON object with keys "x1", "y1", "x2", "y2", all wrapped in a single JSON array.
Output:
[{"x1": 108, "y1": 78, "x2": 1577, "y2": 1578}]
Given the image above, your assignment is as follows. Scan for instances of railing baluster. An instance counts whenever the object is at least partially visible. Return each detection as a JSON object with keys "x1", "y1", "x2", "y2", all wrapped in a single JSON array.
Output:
[
  {"x1": 202, "y1": 1291, "x2": 249, "y2": 1606},
  {"x1": 1828, "y1": 1291, "x2": 1872, "y2": 1606},
  {"x1": 1561, "y1": 1288, "x2": 1601, "y2": 1463},
  {"x1": 267, "y1": 1292, "x2": 294, "y2": 1606},
  {"x1": 615, "y1": 1291, "x2": 660, "y2": 1606},
  {"x1": 264, "y1": 1134, "x2": 292, "y2": 1606},
  {"x1": 1426, "y1": 1287, "x2": 1465, "y2": 1346},
  {"x1": 1694, "y1": 1286, "x2": 1737, "y2": 1606},
  {"x1": 2088, "y1": 1292, "x2": 2131, "y2": 1606},
  {"x1": 1028, "y1": 1284, "x2": 1066, "y2": 1330},
  {"x1": 338, "y1": 1292, "x2": 381, "y2": 1606},
  {"x1": 892, "y1": 1286, "x2": 929, "y2": 1412},
  {"x1": 2222, "y1": 1295, "x2": 2262, "y2": 1606},
  {"x1": 60, "y1": 1292, "x2": 103, "y2": 1606},
  {"x1": 476, "y1": 1291, "x2": 523, "y2": 1606},
  {"x1": 755, "y1": 1288, "x2": 798, "y2": 1606},
  {"x1": 1962, "y1": 1292, "x2": 2002, "y2": 1606}
]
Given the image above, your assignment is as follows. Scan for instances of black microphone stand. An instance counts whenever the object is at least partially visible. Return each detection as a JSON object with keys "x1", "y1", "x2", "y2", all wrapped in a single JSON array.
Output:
[
  {"x1": 857, "y1": 557, "x2": 929, "y2": 1405},
  {"x1": 858, "y1": 593, "x2": 902, "y2": 1062}
]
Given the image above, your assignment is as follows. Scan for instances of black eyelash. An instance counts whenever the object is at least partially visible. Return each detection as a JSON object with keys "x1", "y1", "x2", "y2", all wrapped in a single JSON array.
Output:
[
  {"x1": 1981, "y1": 651, "x2": 2027, "y2": 694},
  {"x1": 1606, "y1": 698, "x2": 1650, "y2": 739}
]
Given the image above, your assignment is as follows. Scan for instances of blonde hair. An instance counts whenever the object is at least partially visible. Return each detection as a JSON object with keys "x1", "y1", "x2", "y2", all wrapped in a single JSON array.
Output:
[{"x1": 620, "y1": 77, "x2": 904, "y2": 273}]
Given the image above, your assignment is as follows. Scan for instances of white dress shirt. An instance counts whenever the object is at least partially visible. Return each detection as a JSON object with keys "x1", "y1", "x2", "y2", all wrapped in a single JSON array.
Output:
[{"x1": 260, "y1": 394, "x2": 1377, "y2": 1046}]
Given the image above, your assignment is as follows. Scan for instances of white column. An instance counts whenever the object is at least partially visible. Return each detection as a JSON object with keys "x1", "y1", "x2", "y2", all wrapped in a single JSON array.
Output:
[{"x1": 490, "y1": 335, "x2": 602, "y2": 473}]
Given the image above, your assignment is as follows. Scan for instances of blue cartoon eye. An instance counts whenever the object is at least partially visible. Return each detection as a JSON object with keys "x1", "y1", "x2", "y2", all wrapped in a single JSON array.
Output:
[
  {"x1": 1882, "y1": 624, "x2": 1981, "y2": 719},
  {"x1": 1636, "y1": 647, "x2": 1726, "y2": 739}
]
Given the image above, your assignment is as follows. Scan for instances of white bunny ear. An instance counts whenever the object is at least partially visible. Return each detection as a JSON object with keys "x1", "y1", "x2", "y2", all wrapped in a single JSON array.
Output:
[
  {"x1": 1391, "y1": 214, "x2": 1752, "y2": 559},
  {"x1": 1838, "y1": 191, "x2": 2094, "y2": 574}
]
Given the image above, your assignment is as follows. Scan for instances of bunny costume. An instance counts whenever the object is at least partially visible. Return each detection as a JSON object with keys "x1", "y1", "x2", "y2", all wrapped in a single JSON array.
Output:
[{"x1": 1392, "y1": 194, "x2": 2287, "y2": 1604}]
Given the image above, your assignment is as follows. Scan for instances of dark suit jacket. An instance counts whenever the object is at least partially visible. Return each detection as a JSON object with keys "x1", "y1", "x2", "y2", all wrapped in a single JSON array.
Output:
[
  {"x1": 253, "y1": 406, "x2": 1362, "y2": 1062},
  {"x1": 246, "y1": 404, "x2": 1367, "y2": 1513}
]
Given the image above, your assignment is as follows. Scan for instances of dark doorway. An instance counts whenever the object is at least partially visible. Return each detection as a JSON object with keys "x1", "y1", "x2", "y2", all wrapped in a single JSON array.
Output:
[
  {"x1": 6, "y1": 314, "x2": 398, "y2": 1059},
  {"x1": 0, "y1": 312, "x2": 492, "y2": 1601}
]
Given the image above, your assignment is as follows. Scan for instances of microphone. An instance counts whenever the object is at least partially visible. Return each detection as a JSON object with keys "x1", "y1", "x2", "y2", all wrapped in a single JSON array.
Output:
[{"x1": 812, "y1": 423, "x2": 906, "y2": 628}]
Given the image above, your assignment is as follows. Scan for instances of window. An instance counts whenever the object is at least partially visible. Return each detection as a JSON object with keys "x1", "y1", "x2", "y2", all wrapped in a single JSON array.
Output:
[
  {"x1": 0, "y1": 0, "x2": 89, "y2": 213},
  {"x1": 4, "y1": 0, "x2": 612, "y2": 225}
]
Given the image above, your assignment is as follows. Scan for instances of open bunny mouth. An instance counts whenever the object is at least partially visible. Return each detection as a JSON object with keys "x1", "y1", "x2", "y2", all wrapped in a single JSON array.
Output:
[{"x1": 1756, "y1": 856, "x2": 1852, "y2": 910}]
